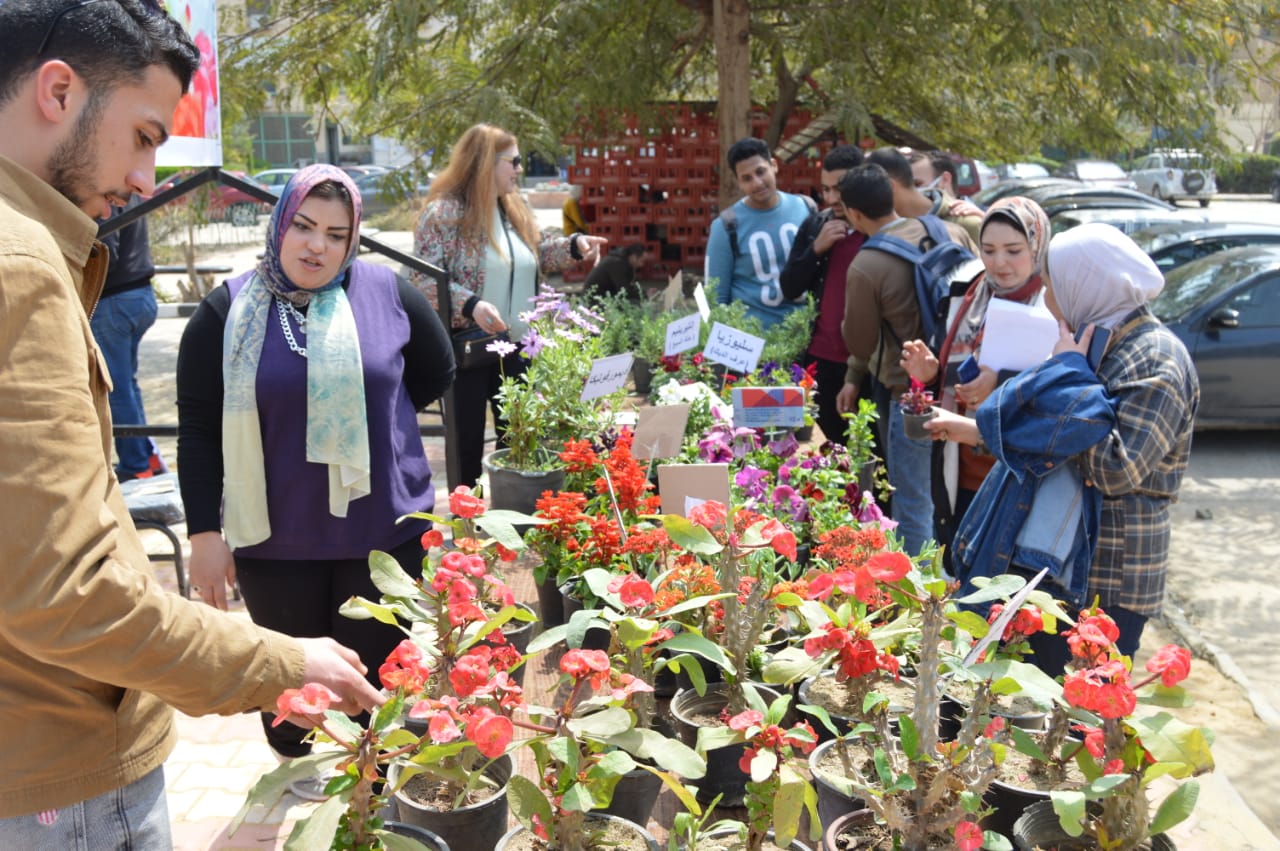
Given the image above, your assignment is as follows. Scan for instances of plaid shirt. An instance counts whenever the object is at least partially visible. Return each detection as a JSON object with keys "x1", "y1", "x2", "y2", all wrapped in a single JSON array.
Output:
[{"x1": 1079, "y1": 307, "x2": 1199, "y2": 615}]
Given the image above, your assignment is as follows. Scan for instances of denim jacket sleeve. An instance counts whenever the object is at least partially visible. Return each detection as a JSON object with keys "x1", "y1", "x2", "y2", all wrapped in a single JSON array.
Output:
[{"x1": 976, "y1": 352, "x2": 1118, "y2": 479}]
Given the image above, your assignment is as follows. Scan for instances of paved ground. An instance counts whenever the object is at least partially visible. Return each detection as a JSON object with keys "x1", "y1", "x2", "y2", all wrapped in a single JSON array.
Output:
[{"x1": 125, "y1": 199, "x2": 1280, "y2": 849}]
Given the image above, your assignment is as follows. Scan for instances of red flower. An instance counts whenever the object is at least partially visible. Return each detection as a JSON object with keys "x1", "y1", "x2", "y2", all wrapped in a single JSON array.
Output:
[
  {"x1": 1145, "y1": 644, "x2": 1191, "y2": 687},
  {"x1": 865, "y1": 551, "x2": 912, "y2": 583},
  {"x1": 954, "y1": 821, "x2": 983, "y2": 851},
  {"x1": 428, "y1": 712, "x2": 462, "y2": 744},
  {"x1": 466, "y1": 708, "x2": 513, "y2": 758},
  {"x1": 1073, "y1": 723, "x2": 1105, "y2": 759},
  {"x1": 688, "y1": 500, "x2": 728, "y2": 531},
  {"x1": 758, "y1": 518, "x2": 798, "y2": 561},
  {"x1": 420, "y1": 529, "x2": 444, "y2": 550},
  {"x1": 608, "y1": 573, "x2": 655, "y2": 608},
  {"x1": 561, "y1": 649, "x2": 611, "y2": 688},
  {"x1": 448, "y1": 485, "x2": 486, "y2": 519},
  {"x1": 983, "y1": 716, "x2": 1006, "y2": 739},
  {"x1": 449, "y1": 649, "x2": 492, "y2": 697},
  {"x1": 1065, "y1": 610, "x2": 1121, "y2": 662},
  {"x1": 1103, "y1": 759, "x2": 1128, "y2": 776},
  {"x1": 1063, "y1": 660, "x2": 1136, "y2": 719},
  {"x1": 728, "y1": 710, "x2": 764, "y2": 732}
]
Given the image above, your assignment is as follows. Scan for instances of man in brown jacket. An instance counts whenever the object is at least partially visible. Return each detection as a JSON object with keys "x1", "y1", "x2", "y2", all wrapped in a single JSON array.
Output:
[
  {"x1": 834, "y1": 163, "x2": 978, "y2": 558},
  {"x1": 0, "y1": 2, "x2": 382, "y2": 844}
]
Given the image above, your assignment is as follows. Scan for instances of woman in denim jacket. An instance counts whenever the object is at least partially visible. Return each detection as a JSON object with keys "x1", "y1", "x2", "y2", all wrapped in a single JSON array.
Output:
[{"x1": 927, "y1": 223, "x2": 1199, "y2": 672}]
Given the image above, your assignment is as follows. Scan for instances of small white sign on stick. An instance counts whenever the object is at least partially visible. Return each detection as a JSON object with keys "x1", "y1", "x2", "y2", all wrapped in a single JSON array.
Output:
[
  {"x1": 692, "y1": 282, "x2": 712, "y2": 322},
  {"x1": 581, "y1": 353, "x2": 634, "y2": 401},
  {"x1": 664, "y1": 313, "x2": 701, "y2": 357},
  {"x1": 702, "y1": 321, "x2": 765, "y2": 375}
]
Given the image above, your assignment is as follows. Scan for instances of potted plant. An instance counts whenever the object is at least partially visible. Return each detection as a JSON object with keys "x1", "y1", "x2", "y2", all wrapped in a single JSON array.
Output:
[
  {"x1": 1011, "y1": 606, "x2": 1214, "y2": 851},
  {"x1": 500, "y1": 647, "x2": 706, "y2": 851},
  {"x1": 230, "y1": 683, "x2": 452, "y2": 851},
  {"x1": 488, "y1": 286, "x2": 625, "y2": 479},
  {"x1": 339, "y1": 488, "x2": 539, "y2": 851},
  {"x1": 789, "y1": 557, "x2": 1055, "y2": 851},
  {"x1": 693, "y1": 689, "x2": 822, "y2": 851},
  {"x1": 899, "y1": 377, "x2": 936, "y2": 440}
]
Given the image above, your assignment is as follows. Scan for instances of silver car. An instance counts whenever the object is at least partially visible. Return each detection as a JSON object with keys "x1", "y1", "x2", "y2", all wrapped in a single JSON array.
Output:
[{"x1": 1130, "y1": 149, "x2": 1217, "y2": 208}]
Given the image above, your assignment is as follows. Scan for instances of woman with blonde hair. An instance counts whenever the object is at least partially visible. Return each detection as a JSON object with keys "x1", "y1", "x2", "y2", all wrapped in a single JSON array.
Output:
[{"x1": 413, "y1": 123, "x2": 606, "y2": 486}]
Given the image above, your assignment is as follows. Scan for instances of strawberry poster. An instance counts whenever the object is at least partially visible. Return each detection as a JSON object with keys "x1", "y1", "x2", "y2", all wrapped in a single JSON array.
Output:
[{"x1": 156, "y1": 0, "x2": 222, "y2": 167}]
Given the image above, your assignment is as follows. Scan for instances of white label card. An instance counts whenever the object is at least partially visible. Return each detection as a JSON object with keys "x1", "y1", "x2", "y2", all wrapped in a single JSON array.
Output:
[
  {"x1": 693, "y1": 282, "x2": 712, "y2": 322},
  {"x1": 702, "y1": 321, "x2": 765, "y2": 375},
  {"x1": 664, "y1": 313, "x2": 701, "y2": 357},
  {"x1": 580, "y1": 353, "x2": 635, "y2": 401}
]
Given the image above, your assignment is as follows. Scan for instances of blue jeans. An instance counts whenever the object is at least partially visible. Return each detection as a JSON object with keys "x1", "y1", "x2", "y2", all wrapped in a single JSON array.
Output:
[
  {"x1": 0, "y1": 766, "x2": 170, "y2": 850},
  {"x1": 90, "y1": 286, "x2": 157, "y2": 475},
  {"x1": 886, "y1": 400, "x2": 935, "y2": 556}
]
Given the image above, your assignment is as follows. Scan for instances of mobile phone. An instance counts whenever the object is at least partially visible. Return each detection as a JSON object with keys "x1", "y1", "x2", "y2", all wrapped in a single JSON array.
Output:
[
  {"x1": 956, "y1": 354, "x2": 981, "y2": 384},
  {"x1": 1075, "y1": 324, "x2": 1112, "y2": 371}
]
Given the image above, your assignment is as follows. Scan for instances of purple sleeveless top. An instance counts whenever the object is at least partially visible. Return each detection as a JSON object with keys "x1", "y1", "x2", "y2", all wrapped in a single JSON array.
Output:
[{"x1": 227, "y1": 262, "x2": 432, "y2": 560}]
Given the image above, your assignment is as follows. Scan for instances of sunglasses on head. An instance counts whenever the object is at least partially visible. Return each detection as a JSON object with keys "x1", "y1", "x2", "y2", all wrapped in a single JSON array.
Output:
[{"x1": 38, "y1": 0, "x2": 166, "y2": 57}]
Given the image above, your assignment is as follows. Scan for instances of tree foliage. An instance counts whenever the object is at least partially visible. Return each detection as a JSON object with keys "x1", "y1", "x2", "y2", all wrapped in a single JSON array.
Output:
[{"x1": 223, "y1": 0, "x2": 1279, "y2": 165}]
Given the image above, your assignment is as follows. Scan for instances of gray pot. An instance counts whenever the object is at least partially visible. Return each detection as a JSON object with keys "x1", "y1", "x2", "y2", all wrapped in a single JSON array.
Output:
[
  {"x1": 385, "y1": 821, "x2": 452, "y2": 851},
  {"x1": 482, "y1": 449, "x2": 565, "y2": 516},
  {"x1": 807, "y1": 738, "x2": 865, "y2": 833},
  {"x1": 1012, "y1": 800, "x2": 1177, "y2": 851},
  {"x1": 496, "y1": 813, "x2": 660, "y2": 850},
  {"x1": 669, "y1": 683, "x2": 782, "y2": 806}
]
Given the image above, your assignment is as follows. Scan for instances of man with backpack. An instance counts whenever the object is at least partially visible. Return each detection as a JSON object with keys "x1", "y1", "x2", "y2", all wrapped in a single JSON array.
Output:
[
  {"x1": 707, "y1": 137, "x2": 816, "y2": 329},
  {"x1": 867, "y1": 147, "x2": 983, "y2": 243},
  {"x1": 834, "y1": 164, "x2": 978, "y2": 556}
]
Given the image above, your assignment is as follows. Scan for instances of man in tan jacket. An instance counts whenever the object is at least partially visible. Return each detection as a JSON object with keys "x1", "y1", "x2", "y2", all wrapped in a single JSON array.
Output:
[{"x1": 0, "y1": 2, "x2": 382, "y2": 844}]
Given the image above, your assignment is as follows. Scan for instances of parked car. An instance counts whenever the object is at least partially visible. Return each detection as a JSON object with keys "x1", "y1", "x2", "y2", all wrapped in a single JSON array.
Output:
[
  {"x1": 1018, "y1": 183, "x2": 1176, "y2": 217},
  {"x1": 994, "y1": 162, "x2": 1051, "y2": 182},
  {"x1": 1052, "y1": 159, "x2": 1137, "y2": 189},
  {"x1": 251, "y1": 167, "x2": 300, "y2": 196},
  {"x1": 1129, "y1": 149, "x2": 1217, "y2": 207},
  {"x1": 153, "y1": 170, "x2": 272, "y2": 226},
  {"x1": 949, "y1": 154, "x2": 999, "y2": 197},
  {"x1": 1151, "y1": 244, "x2": 1280, "y2": 427},
  {"x1": 972, "y1": 177, "x2": 1077, "y2": 207},
  {"x1": 1130, "y1": 222, "x2": 1280, "y2": 272},
  {"x1": 1050, "y1": 206, "x2": 1207, "y2": 237},
  {"x1": 340, "y1": 164, "x2": 392, "y2": 179},
  {"x1": 1271, "y1": 168, "x2": 1280, "y2": 203},
  {"x1": 354, "y1": 168, "x2": 432, "y2": 213}
]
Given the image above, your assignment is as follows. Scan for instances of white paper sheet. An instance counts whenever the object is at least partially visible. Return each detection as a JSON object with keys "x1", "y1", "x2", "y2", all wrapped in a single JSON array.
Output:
[{"x1": 978, "y1": 299, "x2": 1059, "y2": 373}]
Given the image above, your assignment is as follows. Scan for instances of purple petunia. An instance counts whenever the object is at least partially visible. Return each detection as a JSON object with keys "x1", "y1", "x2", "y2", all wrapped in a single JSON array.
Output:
[{"x1": 735, "y1": 466, "x2": 771, "y2": 500}]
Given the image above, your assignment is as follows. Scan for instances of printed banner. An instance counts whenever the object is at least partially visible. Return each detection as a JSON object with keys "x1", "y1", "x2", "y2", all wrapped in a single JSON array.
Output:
[
  {"x1": 156, "y1": 0, "x2": 222, "y2": 167},
  {"x1": 732, "y1": 386, "x2": 806, "y2": 428}
]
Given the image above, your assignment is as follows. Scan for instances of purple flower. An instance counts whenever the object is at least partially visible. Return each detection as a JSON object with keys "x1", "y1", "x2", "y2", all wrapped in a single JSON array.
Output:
[
  {"x1": 855, "y1": 492, "x2": 897, "y2": 531},
  {"x1": 698, "y1": 425, "x2": 733, "y2": 463},
  {"x1": 520, "y1": 329, "x2": 546, "y2": 358},
  {"x1": 767, "y1": 431, "x2": 799, "y2": 459},
  {"x1": 771, "y1": 484, "x2": 808, "y2": 523},
  {"x1": 730, "y1": 427, "x2": 760, "y2": 459},
  {"x1": 735, "y1": 466, "x2": 771, "y2": 500}
]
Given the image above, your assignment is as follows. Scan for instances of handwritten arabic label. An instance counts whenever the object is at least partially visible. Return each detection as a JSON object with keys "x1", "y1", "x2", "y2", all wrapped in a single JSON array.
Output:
[
  {"x1": 664, "y1": 313, "x2": 701, "y2": 357},
  {"x1": 692, "y1": 282, "x2": 711, "y2": 322},
  {"x1": 702, "y1": 322, "x2": 764, "y2": 375},
  {"x1": 732, "y1": 386, "x2": 807, "y2": 428},
  {"x1": 580, "y1": 353, "x2": 635, "y2": 401}
]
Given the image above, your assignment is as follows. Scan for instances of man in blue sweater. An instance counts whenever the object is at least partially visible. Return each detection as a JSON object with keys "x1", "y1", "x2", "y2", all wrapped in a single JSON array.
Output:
[{"x1": 706, "y1": 138, "x2": 814, "y2": 329}]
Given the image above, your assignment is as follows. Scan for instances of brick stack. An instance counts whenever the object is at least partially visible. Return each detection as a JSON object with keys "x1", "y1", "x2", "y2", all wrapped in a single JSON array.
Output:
[{"x1": 563, "y1": 105, "x2": 833, "y2": 282}]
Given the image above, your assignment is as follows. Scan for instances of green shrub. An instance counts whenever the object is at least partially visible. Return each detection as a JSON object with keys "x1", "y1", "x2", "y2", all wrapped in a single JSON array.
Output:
[{"x1": 1215, "y1": 154, "x2": 1280, "y2": 193}]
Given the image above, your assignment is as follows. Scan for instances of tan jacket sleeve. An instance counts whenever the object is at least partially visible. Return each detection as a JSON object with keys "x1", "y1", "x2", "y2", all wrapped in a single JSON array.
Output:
[{"x1": 0, "y1": 252, "x2": 304, "y2": 716}]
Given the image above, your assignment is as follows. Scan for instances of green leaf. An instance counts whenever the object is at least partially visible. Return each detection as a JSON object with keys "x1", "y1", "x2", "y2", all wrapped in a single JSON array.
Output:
[
  {"x1": 797, "y1": 703, "x2": 841, "y2": 737},
  {"x1": 659, "y1": 592, "x2": 735, "y2": 618},
  {"x1": 1129, "y1": 713, "x2": 1215, "y2": 777},
  {"x1": 474, "y1": 508, "x2": 540, "y2": 546},
  {"x1": 507, "y1": 773, "x2": 554, "y2": 832},
  {"x1": 1050, "y1": 790, "x2": 1087, "y2": 837},
  {"x1": 368, "y1": 549, "x2": 420, "y2": 597},
  {"x1": 898, "y1": 713, "x2": 919, "y2": 761},
  {"x1": 1009, "y1": 724, "x2": 1048, "y2": 762},
  {"x1": 609, "y1": 728, "x2": 707, "y2": 777},
  {"x1": 1137, "y1": 684, "x2": 1193, "y2": 708},
  {"x1": 948, "y1": 609, "x2": 991, "y2": 641},
  {"x1": 697, "y1": 725, "x2": 742, "y2": 753},
  {"x1": 569, "y1": 706, "x2": 632, "y2": 738},
  {"x1": 762, "y1": 646, "x2": 824, "y2": 686},
  {"x1": 772, "y1": 764, "x2": 807, "y2": 846},
  {"x1": 527, "y1": 623, "x2": 569, "y2": 654},
  {"x1": 340, "y1": 596, "x2": 404, "y2": 626},
  {"x1": 660, "y1": 632, "x2": 734, "y2": 670},
  {"x1": 1148, "y1": 779, "x2": 1200, "y2": 836},
  {"x1": 283, "y1": 796, "x2": 347, "y2": 851},
  {"x1": 379, "y1": 829, "x2": 437, "y2": 851},
  {"x1": 1084, "y1": 774, "x2": 1131, "y2": 797},
  {"x1": 955, "y1": 573, "x2": 1025, "y2": 605},
  {"x1": 323, "y1": 772, "x2": 359, "y2": 796},
  {"x1": 982, "y1": 830, "x2": 1014, "y2": 851},
  {"x1": 661, "y1": 514, "x2": 724, "y2": 554}
]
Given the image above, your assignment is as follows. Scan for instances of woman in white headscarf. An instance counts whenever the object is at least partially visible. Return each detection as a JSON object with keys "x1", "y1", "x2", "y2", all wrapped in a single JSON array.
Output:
[{"x1": 927, "y1": 223, "x2": 1199, "y2": 671}]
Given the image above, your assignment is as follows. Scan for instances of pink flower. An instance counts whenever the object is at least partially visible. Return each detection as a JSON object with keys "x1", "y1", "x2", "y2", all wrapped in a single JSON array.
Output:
[
  {"x1": 420, "y1": 529, "x2": 444, "y2": 550},
  {"x1": 1145, "y1": 644, "x2": 1191, "y2": 687},
  {"x1": 954, "y1": 821, "x2": 983, "y2": 851},
  {"x1": 865, "y1": 551, "x2": 912, "y2": 583},
  {"x1": 449, "y1": 485, "x2": 486, "y2": 518},
  {"x1": 467, "y1": 710, "x2": 513, "y2": 759},
  {"x1": 608, "y1": 573, "x2": 655, "y2": 608},
  {"x1": 758, "y1": 518, "x2": 798, "y2": 561},
  {"x1": 272, "y1": 683, "x2": 337, "y2": 727},
  {"x1": 428, "y1": 712, "x2": 463, "y2": 744},
  {"x1": 728, "y1": 710, "x2": 764, "y2": 732},
  {"x1": 1104, "y1": 759, "x2": 1128, "y2": 776}
]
